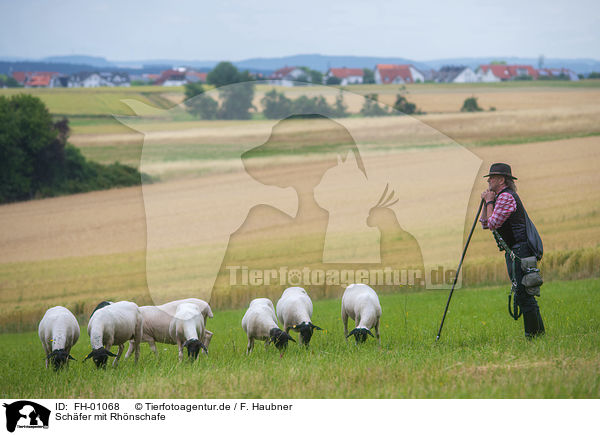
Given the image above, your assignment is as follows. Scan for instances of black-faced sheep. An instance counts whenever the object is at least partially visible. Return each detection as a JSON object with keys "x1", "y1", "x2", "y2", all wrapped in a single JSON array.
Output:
[
  {"x1": 242, "y1": 298, "x2": 295, "y2": 355},
  {"x1": 341, "y1": 283, "x2": 382, "y2": 344},
  {"x1": 276, "y1": 287, "x2": 322, "y2": 346},
  {"x1": 85, "y1": 301, "x2": 143, "y2": 368},
  {"x1": 38, "y1": 306, "x2": 79, "y2": 370}
]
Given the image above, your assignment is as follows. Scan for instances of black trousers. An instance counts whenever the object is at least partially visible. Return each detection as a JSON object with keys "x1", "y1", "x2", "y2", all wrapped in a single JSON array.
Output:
[{"x1": 504, "y1": 243, "x2": 539, "y2": 314}]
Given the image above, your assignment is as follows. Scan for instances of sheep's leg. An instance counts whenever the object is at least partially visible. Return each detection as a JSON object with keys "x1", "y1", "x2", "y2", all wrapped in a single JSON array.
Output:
[
  {"x1": 45, "y1": 354, "x2": 49, "y2": 369},
  {"x1": 112, "y1": 344, "x2": 124, "y2": 368},
  {"x1": 148, "y1": 339, "x2": 158, "y2": 357},
  {"x1": 177, "y1": 339, "x2": 184, "y2": 362},
  {"x1": 375, "y1": 319, "x2": 381, "y2": 345},
  {"x1": 124, "y1": 340, "x2": 134, "y2": 359},
  {"x1": 342, "y1": 311, "x2": 349, "y2": 340},
  {"x1": 246, "y1": 338, "x2": 254, "y2": 355}
]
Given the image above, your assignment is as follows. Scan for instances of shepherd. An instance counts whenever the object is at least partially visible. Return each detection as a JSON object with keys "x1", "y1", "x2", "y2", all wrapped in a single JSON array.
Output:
[{"x1": 480, "y1": 163, "x2": 545, "y2": 338}]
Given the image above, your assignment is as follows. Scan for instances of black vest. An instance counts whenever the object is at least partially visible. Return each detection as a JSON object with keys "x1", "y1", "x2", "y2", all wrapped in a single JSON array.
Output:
[{"x1": 495, "y1": 187, "x2": 527, "y2": 248}]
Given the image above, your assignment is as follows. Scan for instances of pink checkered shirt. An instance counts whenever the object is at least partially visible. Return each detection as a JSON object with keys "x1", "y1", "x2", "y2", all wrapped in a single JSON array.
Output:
[{"x1": 480, "y1": 192, "x2": 517, "y2": 230}]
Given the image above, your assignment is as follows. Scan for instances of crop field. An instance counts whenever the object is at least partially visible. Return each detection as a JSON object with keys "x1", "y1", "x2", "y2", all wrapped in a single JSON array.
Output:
[{"x1": 0, "y1": 81, "x2": 599, "y2": 398}]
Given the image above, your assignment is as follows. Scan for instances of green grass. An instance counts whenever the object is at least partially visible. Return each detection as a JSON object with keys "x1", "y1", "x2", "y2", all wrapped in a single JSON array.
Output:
[{"x1": 1, "y1": 278, "x2": 598, "y2": 398}]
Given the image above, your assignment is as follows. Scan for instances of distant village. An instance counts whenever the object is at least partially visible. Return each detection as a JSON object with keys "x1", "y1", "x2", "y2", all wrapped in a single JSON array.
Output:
[{"x1": 7, "y1": 63, "x2": 580, "y2": 88}]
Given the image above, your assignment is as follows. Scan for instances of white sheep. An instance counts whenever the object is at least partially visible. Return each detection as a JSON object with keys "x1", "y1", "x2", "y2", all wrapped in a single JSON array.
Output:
[
  {"x1": 124, "y1": 298, "x2": 213, "y2": 359},
  {"x1": 85, "y1": 301, "x2": 143, "y2": 368},
  {"x1": 276, "y1": 287, "x2": 322, "y2": 346},
  {"x1": 341, "y1": 283, "x2": 382, "y2": 344},
  {"x1": 38, "y1": 306, "x2": 80, "y2": 370},
  {"x1": 168, "y1": 303, "x2": 208, "y2": 361},
  {"x1": 242, "y1": 298, "x2": 295, "y2": 355}
]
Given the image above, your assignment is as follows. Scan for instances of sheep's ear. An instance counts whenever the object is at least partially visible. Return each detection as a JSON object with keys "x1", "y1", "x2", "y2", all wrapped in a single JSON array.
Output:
[
  {"x1": 200, "y1": 342, "x2": 208, "y2": 353},
  {"x1": 346, "y1": 328, "x2": 357, "y2": 338},
  {"x1": 287, "y1": 334, "x2": 296, "y2": 343},
  {"x1": 68, "y1": 355, "x2": 76, "y2": 361},
  {"x1": 183, "y1": 339, "x2": 192, "y2": 348},
  {"x1": 310, "y1": 323, "x2": 323, "y2": 331},
  {"x1": 107, "y1": 350, "x2": 118, "y2": 357},
  {"x1": 83, "y1": 352, "x2": 93, "y2": 361},
  {"x1": 366, "y1": 329, "x2": 375, "y2": 337}
]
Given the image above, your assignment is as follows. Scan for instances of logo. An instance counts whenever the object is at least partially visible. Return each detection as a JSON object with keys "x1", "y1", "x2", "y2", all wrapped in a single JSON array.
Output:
[
  {"x1": 117, "y1": 81, "x2": 481, "y2": 306},
  {"x1": 3, "y1": 401, "x2": 50, "y2": 432}
]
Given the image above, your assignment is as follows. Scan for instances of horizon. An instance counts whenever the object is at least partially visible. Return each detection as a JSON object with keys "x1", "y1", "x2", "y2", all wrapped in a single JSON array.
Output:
[{"x1": 3, "y1": 53, "x2": 600, "y2": 64}]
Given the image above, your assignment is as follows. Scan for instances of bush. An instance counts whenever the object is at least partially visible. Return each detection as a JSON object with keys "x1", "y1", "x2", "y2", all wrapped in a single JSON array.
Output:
[
  {"x1": 360, "y1": 94, "x2": 391, "y2": 117},
  {"x1": 461, "y1": 97, "x2": 483, "y2": 112},
  {"x1": 326, "y1": 76, "x2": 342, "y2": 85},
  {"x1": 260, "y1": 89, "x2": 349, "y2": 119},
  {"x1": 0, "y1": 94, "x2": 148, "y2": 203},
  {"x1": 393, "y1": 94, "x2": 419, "y2": 115}
]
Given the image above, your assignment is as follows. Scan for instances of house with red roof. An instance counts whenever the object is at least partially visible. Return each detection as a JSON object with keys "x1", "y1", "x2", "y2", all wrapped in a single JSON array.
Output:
[
  {"x1": 537, "y1": 68, "x2": 579, "y2": 81},
  {"x1": 155, "y1": 68, "x2": 188, "y2": 86},
  {"x1": 12, "y1": 71, "x2": 61, "y2": 87},
  {"x1": 186, "y1": 71, "x2": 207, "y2": 83},
  {"x1": 477, "y1": 64, "x2": 539, "y2": 82},
  {"x1": 268, "y1": 66, "x2": 306, "y2": 86},
  {"x1": 325, "y1": 67, "x2": 364, "y2": 85},
  {"x1": 374, "y1": 64, "x2": 424, "y2": 84}
]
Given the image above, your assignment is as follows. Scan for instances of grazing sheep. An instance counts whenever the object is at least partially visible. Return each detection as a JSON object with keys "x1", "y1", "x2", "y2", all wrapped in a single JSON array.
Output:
[
  {"x1": 276, "y1": 287, "x2": 322, "y2": 346},
  {"x1": 89, "y1": 301, "x2": 113, "y2": 320},
  {"x1": 124, "y1": 298, "x2": 213, "y2": 359},
  {"x1": 38, "y1": 306, "x2": 80, "y2": 370},
  {"x1": 168, "y1": 303, "x2": 208, "y2": 361},
  {"x1": 242, "y1": 298, "x2": 295, "y2": 355},
  {"x1": 85, "y1": 301, "x2": 143, "y2": 368},
  {"x1": 341, "y1": 284, "x2": 382, "y2": 344}
]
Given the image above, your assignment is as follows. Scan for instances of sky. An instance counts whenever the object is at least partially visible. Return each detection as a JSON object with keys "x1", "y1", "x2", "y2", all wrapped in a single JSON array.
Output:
[{"x1": 1, "y1": 0, "x2": 599, "y2": 61}]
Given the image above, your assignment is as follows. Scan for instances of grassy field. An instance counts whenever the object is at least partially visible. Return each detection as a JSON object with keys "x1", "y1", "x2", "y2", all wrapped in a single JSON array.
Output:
[{"x1": 1, "y1": 278, "x2": 598, "y2": 399}]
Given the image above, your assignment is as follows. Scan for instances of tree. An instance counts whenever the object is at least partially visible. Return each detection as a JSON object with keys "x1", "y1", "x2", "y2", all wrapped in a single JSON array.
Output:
[
  {"x1": 261, "y1": 89, "x2": 293, "y2": 119},
  {"x1": 0, "y1": 74, "x2": 21, "y2": 88},
  {"x1": 326, "y1": 76, "x2": 342, "y2": 85},
  {"x1": 309, "y1": 70, "x2": 323, "y2": 84},
  {"x1": 184, "y1": 82, "x2": 218, "y2": 119},
  {"x1": 206, "y1": 62, "x2": 255, "y2": 119},
  {"x1": 360, "y1": 94, "x2": 390, "y2": 117},
  {"x1": 393, "y1": 94, "x2": 418, "y2": 115},
  {"x1": 332, "y1": 91, "x2": 349, "y2": 117},
  {"x1": 0, "y1": 94, "x2": 145, "y2": 203},
  {"x1": 461, "y1": 96, "x2": 483, "y2": 112},
  {"x1": 363, "y1": 68, "x2": 375, "y2": 84},
  {"x1": 207, "y1": 62, "x2": 242, "y2": 87}
]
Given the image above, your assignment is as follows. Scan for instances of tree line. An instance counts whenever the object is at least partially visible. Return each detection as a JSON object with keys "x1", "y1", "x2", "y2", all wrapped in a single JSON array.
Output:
[{"x1": 0, "y1": 94, "x2": 148, "y2": 204}]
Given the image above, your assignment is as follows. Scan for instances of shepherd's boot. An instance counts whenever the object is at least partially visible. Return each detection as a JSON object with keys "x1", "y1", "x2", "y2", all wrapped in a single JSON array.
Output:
[{"x1": 523, "y1": 309, "x2": 545, "y2": 338}]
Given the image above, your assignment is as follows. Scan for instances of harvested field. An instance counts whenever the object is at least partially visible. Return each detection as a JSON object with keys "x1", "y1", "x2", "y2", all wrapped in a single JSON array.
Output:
[{"x1": 1, "y1": 136, "x2": 599, "y2": 327}]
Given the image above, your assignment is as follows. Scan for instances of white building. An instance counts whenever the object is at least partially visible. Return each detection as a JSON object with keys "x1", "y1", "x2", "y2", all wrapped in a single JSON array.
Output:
[
  {"x1": 325, "y1": 67, "x2": 364, "y2": 85},
  {"x1": 268, "y1": 66, "x2": 306, "y2": 86}
]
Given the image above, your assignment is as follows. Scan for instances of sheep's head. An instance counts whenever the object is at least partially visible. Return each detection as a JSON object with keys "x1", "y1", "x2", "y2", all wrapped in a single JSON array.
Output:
[
  {"x1": 292, "y1": 322, "x2": 323, "y2": 346},
  {"x1": 84, "y1": 348, "x2": 117, "y2": 368},
  {"x1": 183, "y1": 338, "x2": 208, "y2": 360},
  {"x1": 47, "y1": 349, "x2": 76, "y2": 371},
  {"x1": 269, "y1": 328, "x2": 296, "y2": 351},
  {"x1": 366, "y1": 184, "x2": 399, "y2": 228},
  {"x1": 346, "y1": 327, "x2": 374, "y2": 344}
]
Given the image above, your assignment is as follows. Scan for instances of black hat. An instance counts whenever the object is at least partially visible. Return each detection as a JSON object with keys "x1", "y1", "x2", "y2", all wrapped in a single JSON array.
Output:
[{"x1": 483, "y1": 163, "x2": 517, "y2": 180}]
